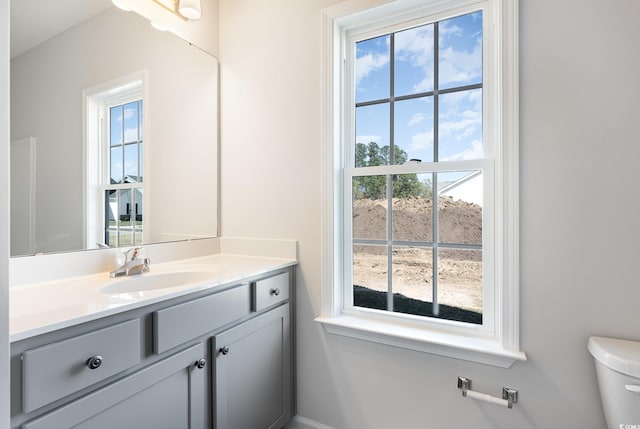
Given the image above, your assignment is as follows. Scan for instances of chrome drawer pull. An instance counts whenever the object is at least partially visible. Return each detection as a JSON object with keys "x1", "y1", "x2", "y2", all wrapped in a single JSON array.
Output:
[
  {"x1": 86, "y1": 355, "x2": 103, "y2": 370},
  {"x1": 271, "y1": 288, "x2": 281, "y2": 296},
  {"x1": 220, "y1": 346, "x2": 230, "y2": 355},
  {"x1": 625, "y1": 384, "x2": 640, "y2": 394},
  {"x1": 195, "y1": 358, "x2": 206, "y2": 369}
]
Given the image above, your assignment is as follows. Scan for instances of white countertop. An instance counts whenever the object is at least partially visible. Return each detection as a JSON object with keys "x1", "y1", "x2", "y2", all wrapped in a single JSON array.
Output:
[{"x1": 10, "y1": 253, "x2": 296, "y2": 342}]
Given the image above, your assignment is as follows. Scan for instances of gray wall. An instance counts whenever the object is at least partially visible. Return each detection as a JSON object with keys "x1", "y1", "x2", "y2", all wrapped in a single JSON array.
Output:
[{"x1": 219, "y1": 0, "x2": 640, "y2": 427}]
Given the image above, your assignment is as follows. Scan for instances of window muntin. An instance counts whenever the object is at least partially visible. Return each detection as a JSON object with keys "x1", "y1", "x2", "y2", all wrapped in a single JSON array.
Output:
[{"x1": 347, "y1": 10, "x2": 486, "y2": 325}]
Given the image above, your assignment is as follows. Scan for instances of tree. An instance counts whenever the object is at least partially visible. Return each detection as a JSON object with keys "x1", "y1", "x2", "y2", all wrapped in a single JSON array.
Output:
[{"x1": 353, "y1": 142, "x2": 428, "y2": 199}]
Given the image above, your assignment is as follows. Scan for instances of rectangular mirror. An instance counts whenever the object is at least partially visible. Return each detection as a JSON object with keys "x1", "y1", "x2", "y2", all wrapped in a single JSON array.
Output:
[{"x1": 10, "y1": 0, "x2": 219, "y2": 257}]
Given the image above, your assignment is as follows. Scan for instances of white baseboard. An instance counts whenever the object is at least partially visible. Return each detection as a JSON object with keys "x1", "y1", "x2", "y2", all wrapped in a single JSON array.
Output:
[{"x1": 286, "y1": 415, "x2": 337, "y2": 429}]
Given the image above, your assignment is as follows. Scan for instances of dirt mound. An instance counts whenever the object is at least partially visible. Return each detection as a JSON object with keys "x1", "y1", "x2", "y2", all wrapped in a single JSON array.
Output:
[
  {"x1": 352, "y1": 195, "x2": 482, "y2": 245},
  {"x1": 351, "y1": 196, "x2": 483, "y2": 318}
]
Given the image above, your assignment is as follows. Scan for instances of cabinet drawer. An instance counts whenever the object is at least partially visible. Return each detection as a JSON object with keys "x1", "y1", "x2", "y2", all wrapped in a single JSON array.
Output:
[
  {"x1": 253, "y1": 272, "x2": 289, "y2": 312},
  {"x1": 22, "y1": 343, "x2": 206, "y2": 429},
  {"x1": 154, "y1": 284, "x2": 251, "y2": 354},
  {"x1": 22, "y1": 319, "x2": 140, "y2": 413}
]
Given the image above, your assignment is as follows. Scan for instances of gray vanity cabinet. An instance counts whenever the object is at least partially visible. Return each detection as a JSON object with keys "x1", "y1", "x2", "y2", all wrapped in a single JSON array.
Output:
[
  {"x1": 22, "y1": 342, "x2": 207, "y2": 429},
  {"x1": 214, "y1": 304, "x2": 290, "y2": 429},
  {"x1": 11, "y1": 267, "x2": 294, "y2": 429}
]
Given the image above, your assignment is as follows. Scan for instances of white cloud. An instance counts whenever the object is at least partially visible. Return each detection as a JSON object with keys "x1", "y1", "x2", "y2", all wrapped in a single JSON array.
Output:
[
  {"x1": 124, "y1": 127, "x2": 139, "y2": 142},
  {"x1": 409, "y1": 130, "x2": 434, "y2": 152},
  {"x1": 440, "y1": 139, "x2": 483, "y2": 161},
  {"x1": 412, "y1": 77, "x2": 433, "y2": 93},
  {"x1": 439, "y1": 21, "x2": 463, "y2": 38},
  {"x1": 394, "y1": 25, "x2": 435, "y2": 93},
  {"x1": 355, "y1": 52, "x2": 389, "y2": 86},
  {"x1": 124, "y1": 106, "x2": 137, "y2": 120},
  {"x1": 462, "y1": 108, "x2": 481, "y2": 120},
  {"x1": 439, "y1": 117, "x2": 480, "y2": 139},
  {"x1": 124, "y1": 159, "x2": 137, "y2": 174},
  {"x1": 356, "y1": 135, "x2": 382, "y2": 144},
  {"x1": 408, "y1": 112, "x2": 426, "y2": 126},
  {"x1": 445, "y1": 108, "x2": 482, "y2": 141},
  {"x1": 439, "y1": 89, "x2": 482, "y2": 121},
  {"x1": 395, "y1": 26, "x2": 434, "y2": 67},
  {"x1": 438, "y1": 36, "x2": 482, "y2": 87}
]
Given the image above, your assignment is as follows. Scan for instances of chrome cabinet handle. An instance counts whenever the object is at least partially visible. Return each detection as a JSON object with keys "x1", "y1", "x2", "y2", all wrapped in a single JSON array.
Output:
[
  {"x1": 271, "y1": 288, "x2": 280, "y2": 296},
  {"x1": 220, "y1": 346, "x2": 230, "y2": 355},
  {"x1": 195, "y1": 358, "x2": 206, "y2": 369},
  {"x1": 625, "y1": 384, "x2": 640, "y2": 394},
  {"x1": 87, "y1": 355, "x2": 103, "y2": 370}
]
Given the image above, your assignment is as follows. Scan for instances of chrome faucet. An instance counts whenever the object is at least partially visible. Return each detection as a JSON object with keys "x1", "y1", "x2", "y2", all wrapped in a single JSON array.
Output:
[{"x1": 109, "y1": 247, "x2": 151, "y2": 278}]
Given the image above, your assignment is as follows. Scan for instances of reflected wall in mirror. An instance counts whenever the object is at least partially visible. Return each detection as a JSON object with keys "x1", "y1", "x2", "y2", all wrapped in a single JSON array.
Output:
[{"x1": 10, "y1": 0, "x2": 219, "y2": 257}]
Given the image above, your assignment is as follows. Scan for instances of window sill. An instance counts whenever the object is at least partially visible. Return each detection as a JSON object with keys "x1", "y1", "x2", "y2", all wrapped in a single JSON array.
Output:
[{"x1": 315, "y1": 314, "x2": 526, "y2": 368}]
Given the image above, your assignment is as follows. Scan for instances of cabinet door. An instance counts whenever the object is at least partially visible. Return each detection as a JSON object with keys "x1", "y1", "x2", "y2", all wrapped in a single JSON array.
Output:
[
  {"x1": 23, "y1": 343, "x2": 207, "y2": 429},
  {"x1": 214, "y1": 304, "x2": 291, "y2": 429}
]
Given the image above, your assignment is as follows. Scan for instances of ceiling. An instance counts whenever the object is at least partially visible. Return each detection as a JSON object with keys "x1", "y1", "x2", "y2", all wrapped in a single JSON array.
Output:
[{"x1": 10, "y1": 0, "x2": 113, "y2": 58}]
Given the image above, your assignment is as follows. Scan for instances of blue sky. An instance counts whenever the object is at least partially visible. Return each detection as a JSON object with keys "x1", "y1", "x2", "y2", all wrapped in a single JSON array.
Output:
[
  {"x1": 355, "y1": 11, "x2": 483, "y2": 164},
  {"x1": 109, "y1": 101, "x2": 143, "y2": 183}
]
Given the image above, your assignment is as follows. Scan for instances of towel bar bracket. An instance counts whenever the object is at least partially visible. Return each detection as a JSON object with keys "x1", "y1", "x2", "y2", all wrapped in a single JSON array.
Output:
[{"x1": 502, "y1": 387, "x2": 519, "y2": 409}]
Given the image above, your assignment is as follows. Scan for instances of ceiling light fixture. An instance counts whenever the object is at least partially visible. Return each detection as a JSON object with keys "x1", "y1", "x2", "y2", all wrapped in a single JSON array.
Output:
[
  {"x1": 111, "y1": 0, "x2": 132, "y2": 11},
  {"x1": 112, "y1": 0, "x2": 202, "y2": 21},
  {"x1": 178, "y1": 0, "x2": 202, "y2": 20}
]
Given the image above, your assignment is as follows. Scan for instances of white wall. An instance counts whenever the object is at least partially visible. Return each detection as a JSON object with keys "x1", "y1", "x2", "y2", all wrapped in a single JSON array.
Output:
[
  {"x1": 0, "y1": 0, "x2": 10, "y2": 425},
  {"x1": 219, "y1": 0, "x2": 640, "y2": 427},
  {"x1": 10, "y1": 7, "x2": 218, "y2": 254}
]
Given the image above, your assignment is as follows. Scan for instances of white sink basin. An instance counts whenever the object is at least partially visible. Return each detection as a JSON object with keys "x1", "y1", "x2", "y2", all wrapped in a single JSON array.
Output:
[{"x1": 100, "y1": 271, "x2": 215, "y2": 294}]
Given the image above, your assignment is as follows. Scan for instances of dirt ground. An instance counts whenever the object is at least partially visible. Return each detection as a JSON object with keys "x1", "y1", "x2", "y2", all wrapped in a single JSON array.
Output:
[{"x1": 352, "y1": 196, "x2": 483, "y2": 313}]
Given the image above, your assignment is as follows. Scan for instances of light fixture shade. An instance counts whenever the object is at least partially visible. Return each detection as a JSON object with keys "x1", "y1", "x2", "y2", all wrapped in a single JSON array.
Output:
[
  {"x1": 150, "y1": 21, "x2": 168, "y2": 31},
  {"x1": 112, "y1": 0, "x2": 132, "y2": 11},
  {"x1": 178, "y1": 0, "x2": 202, "y2": 20}
]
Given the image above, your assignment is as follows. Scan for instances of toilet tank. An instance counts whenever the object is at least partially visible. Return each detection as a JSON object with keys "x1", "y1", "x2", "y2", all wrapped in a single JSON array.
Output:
[{"x1": 588, "y1": 336, "x2": 640, "y2": 429}]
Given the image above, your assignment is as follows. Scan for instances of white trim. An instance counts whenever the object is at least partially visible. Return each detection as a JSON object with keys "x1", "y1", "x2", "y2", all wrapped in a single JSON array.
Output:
[
  {"x1": 318, "y1": 0, "x2": 524, "y2": 367},
  {"x1": 344, "y1": 159, "x2": 488, "y2": 175},
  {"x1": 317, "y1": 315, "x2": 525, "y2": 367},
  {"x1": 496, "y1": 0, "x2": 520, "y2": 352}
]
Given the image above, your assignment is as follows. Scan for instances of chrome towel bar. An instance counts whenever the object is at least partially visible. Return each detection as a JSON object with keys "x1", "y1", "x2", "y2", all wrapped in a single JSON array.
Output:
[{"x1": 457, "y1": 376, "x2": 519, "y2": 409}]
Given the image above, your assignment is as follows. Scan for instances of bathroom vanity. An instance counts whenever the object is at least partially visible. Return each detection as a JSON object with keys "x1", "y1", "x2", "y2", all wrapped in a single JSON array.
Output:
[{"x1": 9, "y1": 253, "x2": 295, "y2": 429}]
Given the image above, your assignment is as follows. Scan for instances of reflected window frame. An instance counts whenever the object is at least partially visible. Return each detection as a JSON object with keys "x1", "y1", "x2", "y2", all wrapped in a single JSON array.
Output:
[
  {"x1": 104, "y1": 97, "x2": 144, "y2": 248},
  {"x1": 84, "y1": 73, "x2": 145, "y2": 250}
]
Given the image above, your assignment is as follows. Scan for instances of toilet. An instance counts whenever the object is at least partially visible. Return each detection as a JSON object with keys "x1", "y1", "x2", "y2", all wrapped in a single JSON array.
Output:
[{"x1": 588, "y1": 336, "x2": 640, "y2": 429}]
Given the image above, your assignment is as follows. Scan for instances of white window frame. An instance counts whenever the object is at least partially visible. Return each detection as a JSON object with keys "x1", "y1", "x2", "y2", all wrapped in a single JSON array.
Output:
[
  {"x1": 83, "y1": 71, "x2": 147, "y2": 250},
  {"x1": 317, "y1": 0, "x2": 525, "y2": 368},
  {"x1": 103, "y1": 95, "x2": 144, "y2": 248}
]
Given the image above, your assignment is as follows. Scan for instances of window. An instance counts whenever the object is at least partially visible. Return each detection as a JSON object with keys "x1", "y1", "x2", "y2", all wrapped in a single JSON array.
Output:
[
  {"x1": 84, "y1": 73, "x2": 145, "y2": 250},
  {"x1": 350, "y1": 11, "x2": 485, "y2": 324},
  {"x1": 319, "y1": 0, "x2": 525, "y2": 367},
  {"x1": 105, "y1": 99, "x2": 144, "y2": 247}
]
